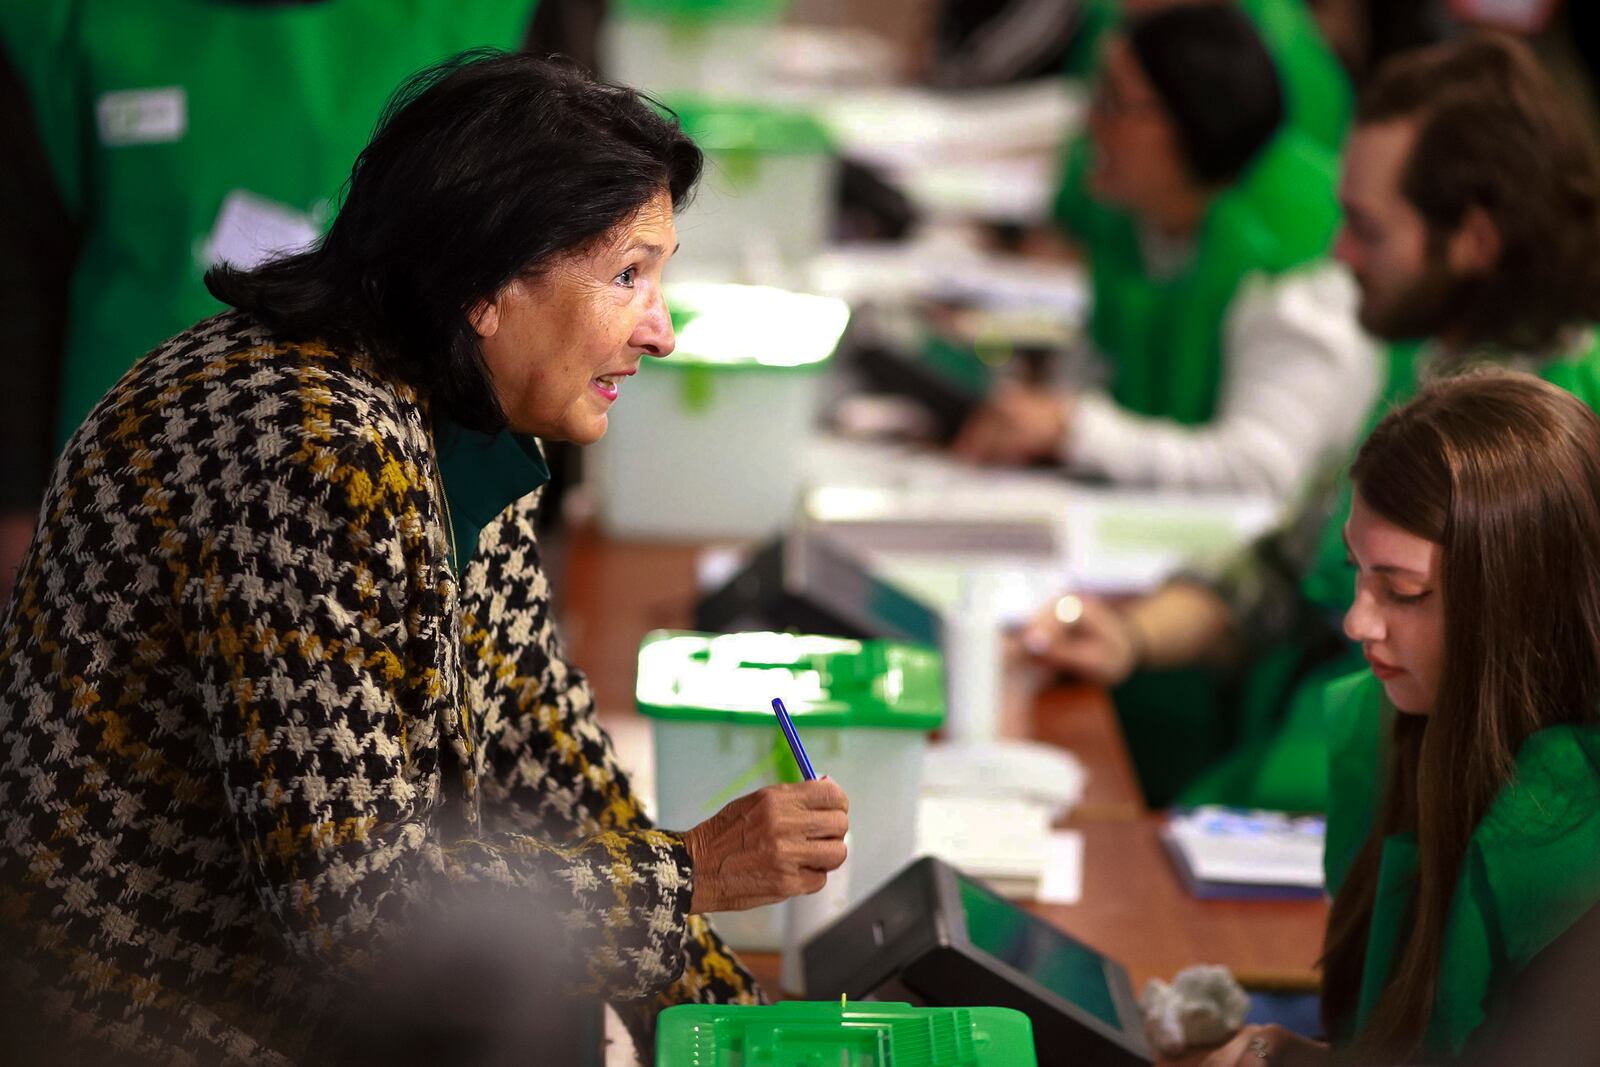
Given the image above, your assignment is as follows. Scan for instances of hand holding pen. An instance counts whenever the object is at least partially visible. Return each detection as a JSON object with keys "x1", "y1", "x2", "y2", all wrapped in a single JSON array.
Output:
[{"x1": 680, "y1": 699, "x2": 850, "y2": 915}]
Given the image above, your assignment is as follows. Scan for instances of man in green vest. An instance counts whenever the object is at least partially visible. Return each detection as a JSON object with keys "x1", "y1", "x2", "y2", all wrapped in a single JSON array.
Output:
[
  {"x1": 0, "y1": 0, "x2": 550, "y2": 601},
  {"x1": 955, "y1": 4, "x2": 1378, "y2": 499},
  {"x1": 1020, "y1": 31, "x2": 1600, "y2": 811}
]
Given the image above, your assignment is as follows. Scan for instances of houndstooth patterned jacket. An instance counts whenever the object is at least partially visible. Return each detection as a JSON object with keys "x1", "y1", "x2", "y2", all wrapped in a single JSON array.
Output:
[{"x1": 0, "y1": 312, "x2": 760, "y2": 1065}]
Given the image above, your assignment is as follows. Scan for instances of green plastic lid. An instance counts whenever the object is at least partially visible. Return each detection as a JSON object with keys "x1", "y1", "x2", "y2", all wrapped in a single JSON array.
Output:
[
  {"x1": 656, "y1": 1001, "x2": 1037, "y2": 1066},
  {"x1": 615, "y1": 0, "x2": 788, "y2": 23},
  {"x1": 635, "y1": 630, "x2": 945, "y2": 729},
  {"x1": 667, "y1": 98, "x2": 834, "y2": 156},
  {"x1": 654, "y1": 283, "x2": 849, "y2": 371}
]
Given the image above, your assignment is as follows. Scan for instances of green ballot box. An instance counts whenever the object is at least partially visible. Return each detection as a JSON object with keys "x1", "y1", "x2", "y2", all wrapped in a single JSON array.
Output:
[
  {"x1": 656, "y1": 1001, "x2": 1038, "y2": 1066},
  {"x1": 636, "y1": 629, "x2": 945, "y2": 950},
  {"x1": 603, "y1": 0, "x2": 791, "y2": 99},
  {"x1": 661, "y1": 99, "x2": 836, "y2": 283},
  {"x1": 592, "y1": 281, "x2": 849, "y2": 540}
]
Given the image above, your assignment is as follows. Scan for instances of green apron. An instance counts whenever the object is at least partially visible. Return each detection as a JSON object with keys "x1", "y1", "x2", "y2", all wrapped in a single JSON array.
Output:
[
  {"x1": 1051, "y1": 130, "x2": 1337, "y2": 805},
  {"x1": 1051, "y1": 0, "x2": 1351, "y2": 442},
  {"x1": 0, "y1": 0, "x2": 534, "y2": 445},
  {"x1": 1181, "y1": 330, "x2": 1600, "y2": 811},
  {"x1": 1322, "y1": 670, "x2": 1600, "y2": 1059},
  {"x1": 1057, "y1": 128, "x2": 1339, "y2": 426},
  {"x1": 1060, "y1": 0, "x2": 1351, "y2": 153}
]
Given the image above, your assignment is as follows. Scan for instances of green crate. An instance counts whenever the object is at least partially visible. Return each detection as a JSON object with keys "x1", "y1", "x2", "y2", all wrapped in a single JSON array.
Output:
[{"x1": 656, "y1": 1001, "x2": 1038, "y2": 1066}]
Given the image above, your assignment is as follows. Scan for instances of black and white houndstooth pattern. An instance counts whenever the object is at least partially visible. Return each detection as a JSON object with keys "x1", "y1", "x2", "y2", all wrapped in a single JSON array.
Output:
[{"x1": 0, "y1": 312, "x2": 760, "y2": 1065}]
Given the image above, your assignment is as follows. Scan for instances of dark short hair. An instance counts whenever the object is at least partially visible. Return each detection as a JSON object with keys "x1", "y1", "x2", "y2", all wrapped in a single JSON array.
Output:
[
  {"x1": 206, "y1": 50, "x2": 703, "y2": 432},
  {"x1": 1357, "y1": 32, "x2": 1600, "y2": 355},
  {"x1": 1126, "y1": 5, "x2": 1284, "y2": 186}
]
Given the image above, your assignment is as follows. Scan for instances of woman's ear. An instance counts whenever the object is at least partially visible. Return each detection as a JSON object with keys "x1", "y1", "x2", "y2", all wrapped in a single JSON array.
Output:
[{"x1": 469, "y1": 297, "x2": 501, "y2": 339}]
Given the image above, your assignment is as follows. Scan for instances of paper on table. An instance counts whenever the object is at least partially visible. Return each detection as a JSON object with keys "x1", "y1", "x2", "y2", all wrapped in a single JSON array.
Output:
[
  {"x1": 1058, "y1": 486, "x2": 1281, "y2": 595},
  {"x1": 809, "y1": 80, "x2": 1083, "y2": 223},
  {"x1": 815, "y1": 80, "x2": 1084, "y2": 172},
  {"x1": 797, "y1": 443, "x2": 1281, "y2": 609},
  {"x1": 806, "y1": 238, "x2": 1089, "y2": 317},
  {"x1": 916, "y1": 793, "x2": 1051, "y2": 893},
  {"x1": 1165, "y1": 808, "x2": 1324, "y2": 889},
  {"x1": 1036, "y1": 830, "x2": 1084, "y2": 905}
]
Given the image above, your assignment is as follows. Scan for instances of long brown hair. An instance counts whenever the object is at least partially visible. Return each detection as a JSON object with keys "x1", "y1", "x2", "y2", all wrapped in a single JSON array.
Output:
[
  {"x1": 1357, "y1": 33, "x2": 1600, "y2": 355},
  {"x1": 1321, "y1": 370, "x2": 1600, "y2": 1060}
]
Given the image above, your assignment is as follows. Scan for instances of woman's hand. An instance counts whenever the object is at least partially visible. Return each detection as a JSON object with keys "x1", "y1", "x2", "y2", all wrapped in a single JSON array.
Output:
[
  {"x1": 683, "y1": 779, "x2": 849, "y2": 914},
  {"x1": 1200, "y1": 1024, "x2": 1329, "y2": 1067},
  {"x1": 952, "y1": 384, "x2": 1073, "y2": 466},
  {"x1": 1020, "y1": 594, "x2": 1143, "y2": 687}
]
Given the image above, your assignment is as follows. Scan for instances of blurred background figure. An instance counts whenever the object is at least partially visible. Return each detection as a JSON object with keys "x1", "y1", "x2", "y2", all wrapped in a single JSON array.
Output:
[
  {"x1": 1307, "y1": 0, "x2": 1452, "y2": 83},
  {"x1": 0, "y1": 0, "x2": 608, "y2": 602},
  {"x1": 953, "y1": 3, "x2": 1379, "y2": 498},
  {"x1": 1022, "y1": 31, "x2": 1600, "y2": 810},
  {"x1": 1061, "y1": 0, "x2": 1354, "y2": 150}
]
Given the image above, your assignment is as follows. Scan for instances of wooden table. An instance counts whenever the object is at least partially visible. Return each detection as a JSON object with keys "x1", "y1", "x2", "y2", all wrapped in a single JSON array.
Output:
[{"x1": 558, "y1": 525, "x2": 1328, "y2": 1052}]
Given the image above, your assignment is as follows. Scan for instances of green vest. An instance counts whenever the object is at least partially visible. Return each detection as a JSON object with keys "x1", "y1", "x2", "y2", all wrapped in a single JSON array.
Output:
[
  {"x1": 1061, "y1": 0, "x2": 1352, "y2": 153},
  {"x1": 0, "y1": 0, "x2": 534, "y2": 445},
  {"x1": 1055, "y1": 128, "x2": 1339, "y2": 425},
  {"x1": 1184, "y1": 330, "x2": 1600, "y2": 812},
  {"x1": 1322, "y1": 670, "x2": 1600, "y2": 1059}
]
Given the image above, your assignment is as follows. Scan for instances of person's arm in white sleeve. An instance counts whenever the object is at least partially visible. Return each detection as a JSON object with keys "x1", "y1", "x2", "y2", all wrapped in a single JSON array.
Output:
[{"x1": 1063, "y1": 263, "x2": 1381, "y2": 496}]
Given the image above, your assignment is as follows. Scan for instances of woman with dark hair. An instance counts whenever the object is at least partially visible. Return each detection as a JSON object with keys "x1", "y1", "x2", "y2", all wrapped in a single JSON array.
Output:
[
  {"x1": 1206, "y1": 369, "x2": 1600, "y2": 1064},
  {"x1": 955, "y1": 3, "x2": 1379, "y2": 499},
  {"x1": 1061, "y1": 0, "x2": 1355, "y2": 153},
  {"x1": 0, "y1": 51, "x2": 848, "y2": 1066}
]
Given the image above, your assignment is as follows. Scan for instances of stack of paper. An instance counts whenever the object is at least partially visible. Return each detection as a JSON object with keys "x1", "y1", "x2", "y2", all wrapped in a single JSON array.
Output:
[
  {"x1": 917, "y1": 794, "x2": 1053, "y2": 899},
  {"x1": 1161, "y1": 808, "x2": 1325, "y2": 901},
  {"x1": 1057, "y1": 487, "x2": 1280, "y2": 595},
  {"x1": 811, "y1": 80, "x2": 1085, "y2": 224}
]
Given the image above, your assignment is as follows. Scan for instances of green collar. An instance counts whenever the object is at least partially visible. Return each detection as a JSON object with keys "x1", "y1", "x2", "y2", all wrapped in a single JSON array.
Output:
[{"x1": 433, "y1": 418, "x2": 550, "y2": 572}]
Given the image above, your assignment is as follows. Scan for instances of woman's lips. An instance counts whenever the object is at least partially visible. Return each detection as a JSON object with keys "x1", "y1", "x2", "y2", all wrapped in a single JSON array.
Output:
[
  {"x1": 1366, "y1": 654, "x2": 1405, "y2": 681},
  {"x1": 591, "y1": 368, "x2": 633, "y2": 402}
]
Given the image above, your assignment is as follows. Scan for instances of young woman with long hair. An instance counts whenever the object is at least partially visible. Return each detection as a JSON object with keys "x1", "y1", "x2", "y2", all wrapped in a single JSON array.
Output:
[{"x1": 1207, "y1": 368, "x2": 1600, "y2": 1065}]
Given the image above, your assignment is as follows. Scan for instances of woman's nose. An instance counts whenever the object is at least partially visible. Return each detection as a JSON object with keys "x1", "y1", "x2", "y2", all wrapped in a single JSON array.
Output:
[
  {"x1": 1343, "y1": 587, "x2": 1383, "y2": 644},
  {"x1": 633, "y1": 288, "x2": 674, "y2": 357}
]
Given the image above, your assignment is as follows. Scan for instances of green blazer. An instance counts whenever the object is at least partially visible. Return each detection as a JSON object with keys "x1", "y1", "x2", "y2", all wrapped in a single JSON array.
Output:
[{"x1": 1322, "y1": 670, "x2": 1600, "y2": 1059}]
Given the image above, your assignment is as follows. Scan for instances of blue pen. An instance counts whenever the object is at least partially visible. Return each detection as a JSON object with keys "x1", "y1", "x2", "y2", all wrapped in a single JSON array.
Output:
[{"x1": 770, "y1": 698, "x2": 818, "y2": 780}]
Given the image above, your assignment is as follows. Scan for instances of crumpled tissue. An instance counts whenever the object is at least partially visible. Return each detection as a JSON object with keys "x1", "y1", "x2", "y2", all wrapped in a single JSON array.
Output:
[{"x1": 1140, "y1": 964, "x2": 1251, "y2": 1056}]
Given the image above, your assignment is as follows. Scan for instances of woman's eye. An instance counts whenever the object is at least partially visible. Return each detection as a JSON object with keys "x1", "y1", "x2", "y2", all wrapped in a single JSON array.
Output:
[
  {"x1": 616, "y1": 266, "x2": 637, "y2": 288},
  {"x1": 1387, "y1": 588, "x2": 1431, "y2": 606}
]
